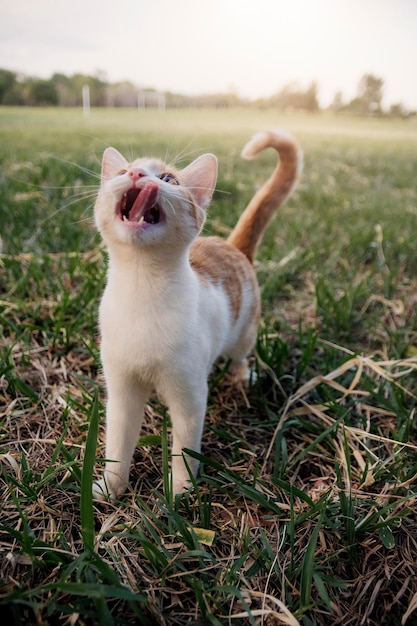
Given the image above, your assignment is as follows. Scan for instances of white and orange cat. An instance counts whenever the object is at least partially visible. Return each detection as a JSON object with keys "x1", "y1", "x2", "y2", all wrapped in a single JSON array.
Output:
[{"x1": 93, "y1": 128, "x2": 302, "y2": 500}]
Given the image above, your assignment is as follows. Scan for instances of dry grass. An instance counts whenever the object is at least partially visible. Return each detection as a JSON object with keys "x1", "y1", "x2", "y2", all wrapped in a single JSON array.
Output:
[{"x1": 1, "y1": 249, "x2": 417, "y2": 625}]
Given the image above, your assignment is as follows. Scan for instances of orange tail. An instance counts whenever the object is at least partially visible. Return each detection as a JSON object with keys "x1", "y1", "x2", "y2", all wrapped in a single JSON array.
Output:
[{"x1": 227, "y1": 129, "x2": 302, "y2": 263}]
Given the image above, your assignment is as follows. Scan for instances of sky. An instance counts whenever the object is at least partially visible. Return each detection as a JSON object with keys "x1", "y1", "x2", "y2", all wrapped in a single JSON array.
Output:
[{"x1": 1, "y1": 0, "x2": 416, "y2": 109}]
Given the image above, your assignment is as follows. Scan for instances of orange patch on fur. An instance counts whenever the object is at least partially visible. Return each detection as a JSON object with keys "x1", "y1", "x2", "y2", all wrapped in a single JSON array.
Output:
[{"x1": 190, "y1": 236, "x2": 256, "y2": 321}]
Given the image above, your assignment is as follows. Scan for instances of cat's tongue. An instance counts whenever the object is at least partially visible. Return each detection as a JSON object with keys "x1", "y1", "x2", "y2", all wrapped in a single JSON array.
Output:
[{"x1": 129, "y1": 181, "x2": 159, "y2": 222}]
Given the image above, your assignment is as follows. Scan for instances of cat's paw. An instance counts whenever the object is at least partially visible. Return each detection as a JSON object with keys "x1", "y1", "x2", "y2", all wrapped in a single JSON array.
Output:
[
  {"x1": 92, "y1": 476, "x2": 127, "y2": 502},
  {"x1": 240, "y1": 366, "x2": 257, "y2": 385},
  {"x1": 171, "y1": 461, "x2": 198, "y2": 496},
  {"x1": 92, "y1": 479, "x2": 110, "y2": 501},
  {"x1": 228, "y1": 359, "x2": 257, "y2": 386},
  {"x1": 172, "y1": 475, "x2": 194, "y2": 496}
]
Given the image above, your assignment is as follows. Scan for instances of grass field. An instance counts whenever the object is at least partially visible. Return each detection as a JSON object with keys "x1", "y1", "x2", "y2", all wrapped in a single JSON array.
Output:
[{"x1": 1, "y1": 106, "x2": 417, "y2": 625}]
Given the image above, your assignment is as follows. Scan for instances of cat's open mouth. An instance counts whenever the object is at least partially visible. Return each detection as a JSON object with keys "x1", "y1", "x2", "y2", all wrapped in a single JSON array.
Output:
[{"x1": 117, "y1": 181, "x2": 163, "y2": 226}]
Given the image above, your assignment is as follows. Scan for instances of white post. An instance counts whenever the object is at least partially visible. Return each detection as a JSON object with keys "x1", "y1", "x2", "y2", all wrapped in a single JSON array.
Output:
[
  {"x1": 82, "y1": 84, "x2": 90, "y2": 118},
  {"x1": 137, "y1": 91, "x2": 145, "y2": 109},
  {"x1": 158, "y1": 92, "x2": 166, "y2": 110}
]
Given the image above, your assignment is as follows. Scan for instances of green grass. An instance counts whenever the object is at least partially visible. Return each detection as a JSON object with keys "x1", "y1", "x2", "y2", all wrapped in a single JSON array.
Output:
[{"x1": 1, "y1": 106, "x2": 417, "y2": 625}]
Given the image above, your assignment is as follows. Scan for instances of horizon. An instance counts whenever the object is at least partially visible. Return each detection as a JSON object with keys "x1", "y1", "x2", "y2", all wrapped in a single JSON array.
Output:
[{"x1": 1, "y1": 0, "x2": 416, "y2": 110}]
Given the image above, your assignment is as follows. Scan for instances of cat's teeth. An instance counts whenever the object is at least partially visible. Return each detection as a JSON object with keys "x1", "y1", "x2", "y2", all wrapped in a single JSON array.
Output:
[
  {"x1": 122, "y1": 214, "x2": 128, "y2": 221},
  {"x1": 138, "y1": 216, "x2": 145, "y2": 225}
]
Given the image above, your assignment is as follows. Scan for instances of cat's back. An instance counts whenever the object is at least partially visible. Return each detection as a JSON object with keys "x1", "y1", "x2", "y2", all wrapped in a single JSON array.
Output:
[
  {"x1": 190, "y1": 236, "x2": 259, "y2": 323},
  {"x1": 190, "y1": 235, "x2": 252, "y2": 276}
]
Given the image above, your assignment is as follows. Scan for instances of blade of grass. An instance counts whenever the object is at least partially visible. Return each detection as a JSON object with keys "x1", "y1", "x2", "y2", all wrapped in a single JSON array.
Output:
[
  {"x1": 80, "y1": 392, "x2": 100, "y2": 551},
  {"x1": 299, "y1": 512, "x2": 324, "y2": 611}
]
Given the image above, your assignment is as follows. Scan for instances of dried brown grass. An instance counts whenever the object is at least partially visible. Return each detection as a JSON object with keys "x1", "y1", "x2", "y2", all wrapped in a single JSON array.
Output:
[{"x1": 1, "y1": 254, "x2": 417, "y2": 625}]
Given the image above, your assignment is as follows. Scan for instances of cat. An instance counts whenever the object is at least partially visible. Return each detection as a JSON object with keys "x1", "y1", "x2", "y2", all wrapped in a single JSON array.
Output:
[{"x1": 92, "y1": 128, "x2": 302, "y2": 500}]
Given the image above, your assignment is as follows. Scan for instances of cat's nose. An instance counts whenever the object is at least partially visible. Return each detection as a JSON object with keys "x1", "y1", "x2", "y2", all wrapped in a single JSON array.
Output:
[{"x1": 129, "y1": 168, "x2": 147, "y2": 182}]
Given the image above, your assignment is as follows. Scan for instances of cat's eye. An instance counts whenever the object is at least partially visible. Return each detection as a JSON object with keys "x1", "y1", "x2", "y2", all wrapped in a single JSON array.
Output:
[
  {"x1": 159, "y1": 172, "x2": 179, "y2": 185},
  {"x1": 117, "y1": 169, "x2": 128, "y2": 176}
]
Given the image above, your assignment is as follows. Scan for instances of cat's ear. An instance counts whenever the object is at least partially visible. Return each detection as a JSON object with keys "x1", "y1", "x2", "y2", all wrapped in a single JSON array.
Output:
[
  {"x1": 181, "y1": 154, "x2": 218, "y2": 210},
  {"x1": 101, "y1": 147, "x2": 129, "y2": 183}
]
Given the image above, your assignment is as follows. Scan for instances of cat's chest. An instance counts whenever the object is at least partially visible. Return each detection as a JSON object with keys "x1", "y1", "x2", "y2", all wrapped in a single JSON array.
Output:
[
  {"x1": 99, "y1": 275, "x2": 197, "y2": 367},
  {"x1": 100, "y1": 281, "x2": 184, "y2": 341},
  {"x1": 99, "y1": 262, "x2": 234, "y2": 378}
]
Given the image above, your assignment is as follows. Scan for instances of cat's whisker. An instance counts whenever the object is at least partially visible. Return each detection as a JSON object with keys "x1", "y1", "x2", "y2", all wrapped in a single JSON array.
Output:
[
  {"x1": 37, "y1": 193, "x2": 97, "y2": 227},
  {"x1": 212, "y1": 188, "x2": 231, "y2": 196},
  {"x1": 182, "y1": 184, "x2": 231, "y2": 197},
  {"x1": 21, "y1": 180, "x2": 99, "y2": 193},
  {"x1": 59, "y1": 189, "x2": 98, "y2": 207},
  {"x1": 5, "y1": 172, "x2": 100, "y2": 201},
  {"x1": 168, "y1": 135, "x2": 202, "y2": 168},
  {"x1": 68, "y1": 214, "x2": 95, "y2": 226},
  {"x1": 50, "y1": 156, "x2": 102, "y2": 181},
  {"x1": 55, "y1": 191, "x2": 99, "y2": 206},
  {"x1": 163, "y1": 197, "x2": 177, "y2": 216}
]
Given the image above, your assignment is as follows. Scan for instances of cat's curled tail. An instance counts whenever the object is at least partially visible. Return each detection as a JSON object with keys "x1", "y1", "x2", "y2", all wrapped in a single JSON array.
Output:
[{"x1": 227, "y1": 129, "x2": 302, "y2": 264}]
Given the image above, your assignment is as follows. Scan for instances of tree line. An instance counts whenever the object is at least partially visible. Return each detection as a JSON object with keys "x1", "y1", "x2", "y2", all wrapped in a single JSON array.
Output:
[{"x1": 0, "y1": 68, "x2": 413, "y2": 117}]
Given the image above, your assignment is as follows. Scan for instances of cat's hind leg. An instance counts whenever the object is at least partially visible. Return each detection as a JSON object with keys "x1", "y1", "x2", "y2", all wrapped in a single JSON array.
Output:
[{"x1": 226, "y1": 323, "x2": 258, "y2": 384}]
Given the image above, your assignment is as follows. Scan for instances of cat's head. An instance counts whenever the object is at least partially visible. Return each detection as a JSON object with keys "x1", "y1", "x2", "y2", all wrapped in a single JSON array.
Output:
[{"x1": 94, "y1": 148, "x2": 218, "y2": 253}]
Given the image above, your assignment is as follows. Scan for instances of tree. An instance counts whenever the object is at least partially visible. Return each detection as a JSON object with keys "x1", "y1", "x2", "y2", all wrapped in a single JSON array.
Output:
[
  {"x1": 303, "y1": 81, "x2": 320, "y2": 111},
  {"x1": 28, "y1": 79, "x2": 58, "y2": 106},
  {"x1": 343, "y1": 74, "x2": 384, "y2": 116},
  {"x1": 0, "y1": 69, "x2": 16, "y2": 103},
  {"x1": 270, "y1": 81, "x2": 319, "y2": 112},
  {"x1": 357, "y1": 73, "x2": 384, "y2": 114},
  {"x1": 388, "y1": 102, "x2": 409, "y2": 118},
  {"x1": 51, "y1": 73, "x2": 73, "y2": 106},
  {"x1": 329, "y1": 90, "x2": 344, "y2": 112}
]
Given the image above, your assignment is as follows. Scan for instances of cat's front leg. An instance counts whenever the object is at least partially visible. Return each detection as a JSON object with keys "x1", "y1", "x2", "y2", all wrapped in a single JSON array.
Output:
[
  {"x1": 93, "y1": 372, "x2": 150, "y2": 501},
  {"x1": 163, "y1": 378, "x2": 208, "y2": 495}
]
